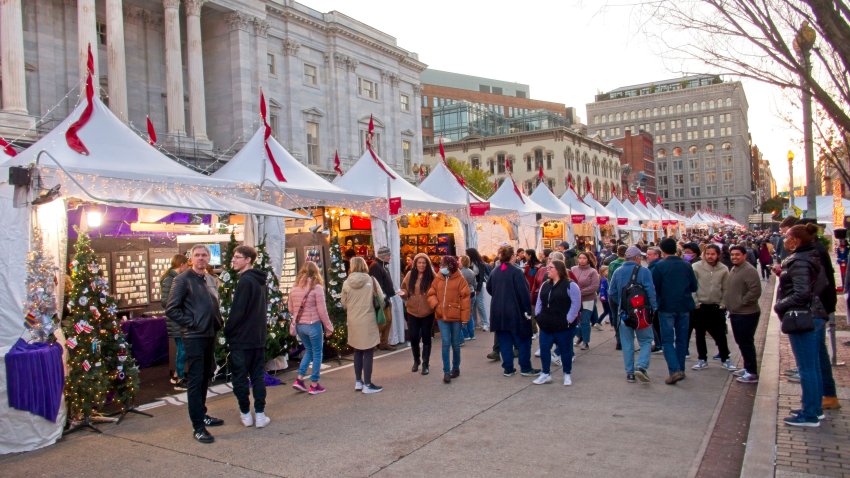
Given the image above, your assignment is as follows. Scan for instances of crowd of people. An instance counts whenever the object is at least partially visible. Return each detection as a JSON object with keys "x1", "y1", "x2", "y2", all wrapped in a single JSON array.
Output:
[{"x1": 160, "y1": 215, "x2": 845, "y2": 443}]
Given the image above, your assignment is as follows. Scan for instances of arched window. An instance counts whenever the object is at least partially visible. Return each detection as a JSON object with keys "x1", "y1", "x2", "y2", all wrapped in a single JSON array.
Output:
[
  {"x1": 616, "y1": 112, "x2": 622, "y2": 121},
  {"x1": 661, "y1": 106, "x2": 667, "y2": 115},
  {"x1": 725, "y1": 98, "x2": 732, "y2": 107},
  {"x1": 709, "y1": 100, "x2": 715, "y2": 109},
  {"x1": 676, "y1": 104, "x2": 682, "y2": 113},
  {"x1": 673, "y1": 147, "x2": 682, "y2": 157},
  {"x1": 657, "y1": 149, "x2": 667, "y2": 159},
  {"x1": 701, "y1": 101, "x2": 706, "y2": 110},
  {"x1": 688, "y1": 145, "x2": 698, "y2": 154},
  {"x1": 705, "y1": 144, "x2": 715, "y2": 152},
  {"x1": 630, "y1": 111, "x2": 636, "y2": 120},
  {"x1": 652, "y1": 107, "x2": 658, "y2": 117},
  {"x1": 721, "y1": 142, "x2": 732, "y2": 150},
  {"x1": 608, "y1": 113, "x2": 614, "y2": 122},
  {"x1": 638, "y1": 110, "x2": 644, "y2": 119}
]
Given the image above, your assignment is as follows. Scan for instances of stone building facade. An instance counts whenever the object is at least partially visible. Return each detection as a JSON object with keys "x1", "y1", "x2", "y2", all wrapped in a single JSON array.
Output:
[
  {"x1": 586, "y1": 75, "x2": 753, "y2": 223},
  {"x1": 423, "y1": 128, "x2": 622, "y2": 201},
  {"x1": 0, "y1": 0, "x2": 426, "y2": 177}
]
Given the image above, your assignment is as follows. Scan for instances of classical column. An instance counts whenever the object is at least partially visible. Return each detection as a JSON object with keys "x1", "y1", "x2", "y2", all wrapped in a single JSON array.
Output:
[
  {"x1": 282, "y1": 37, "x2": 300, "y2": 149},
  {"x1": 106, "y1": 0, "x2": 128, "y2": 120},
  {"x1": 0, "y1": 0, "x2": 27, "y2": 112},
  {"x1": 185, "y1": 0, "x2": 207, "y2": 141},
  {"x1": 78, "y1": 0, "x2": 98, "y2": 80},
  {"x1": 163, "y1": 0, "x2": 185, "y2": 134}
]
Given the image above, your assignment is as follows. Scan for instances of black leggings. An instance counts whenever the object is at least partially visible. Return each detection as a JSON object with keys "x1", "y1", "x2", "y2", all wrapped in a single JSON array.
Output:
[
  {"x1": 354, "y1": 348, "x2": 375, "y2": 384},
  {"x1": 406, "y1": 312, "x2": 434, "y2": 365},
  {"x1": 759, "y1": 263, "x2": 770, "y2": 280}
]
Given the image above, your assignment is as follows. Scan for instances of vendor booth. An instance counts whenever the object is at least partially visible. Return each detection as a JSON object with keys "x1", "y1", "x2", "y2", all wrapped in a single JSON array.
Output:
[
  {"x1": 0, "y1": 95, "x2": 303, "y2": 453},
  {"x1": 557, "y1": 188, "x2": 597, "y2": 249},
  {"x1": 583, "y1": 194, "x2": 618, "y2": 245},
  {"x1": 485, "y1": 177, "x2": 556, "y2": 253}
]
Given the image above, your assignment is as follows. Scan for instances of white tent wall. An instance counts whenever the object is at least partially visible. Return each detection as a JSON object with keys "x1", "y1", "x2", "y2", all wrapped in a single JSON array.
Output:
[
  {"x1": 518, "y1": 214, "x2": 540, "y2": 250},
  {"x1": 0, "y1": 185, "x2": 66, "y2": 453},
  {"x1": 370, "y1": 217, "x2": 404, "y2": 346},
  {"x1": 474, "y1": 217, "x2": 515, "y2": 256},
  {"x1": 258, "y1": 216, "x2": 286, "y2": 278}
]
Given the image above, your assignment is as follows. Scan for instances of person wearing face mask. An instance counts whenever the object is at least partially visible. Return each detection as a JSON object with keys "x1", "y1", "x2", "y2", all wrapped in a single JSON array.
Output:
[
  {"x1": 427, "y1": 256, "x2": 471, "y2": 384},
  {"x1": 681, "y1": 243, "x2": 700, "y2": 264}
]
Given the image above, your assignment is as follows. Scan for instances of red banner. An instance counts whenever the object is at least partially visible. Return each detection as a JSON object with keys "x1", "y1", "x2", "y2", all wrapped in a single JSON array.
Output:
[
  {"x1": 596, "y1": 216, "x2": 609, "y2": 225},
  {"x1": 469, "y1": 202, "x2": 490, "y2": 217},
  {"x1": 350, "y1": 215, "x2": 371, "y2": 230},
  {"x1": 617, "y1": 218, "x2": 629, "y2": 225},
  {"x1": 388, "y1": 197, "x2": 402, "y2": 215},
  {"x1": 571, "y1": 214, "x2": 586, "y2": 224}
]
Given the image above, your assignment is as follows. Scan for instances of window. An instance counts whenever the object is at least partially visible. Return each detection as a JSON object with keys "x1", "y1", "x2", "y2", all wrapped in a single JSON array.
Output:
[
  {"x1": 689, "y1": 172, "x2": 700, "y2": 183},
  {"x1": 690, "y1": 187, "x2": 700, "y2": 197},
  {"x1": 359, "y1": 78, "x2": 377, "y2": 99},
  {"x1": 269, "y1": 113, "x2": 279, "y2": 139},
  {"x1": 526, "y1": 156, "x2": 533, "y2": 172},
  {"x1": 497, "y1": 153, "x2": 506, "y2": 173},
  {"x1": 546, "y1": 152, "x2": 553, "y2": 170},
  {"x1": 422, "y1": 95, "x2": 428, "y2": 107},
  {"x1": 534, "y1": 149, "x2": 544, "y2": 170},
  {"x1": 422, "y1": 116, "x2": 430, "y2": 128},
  {"x1": 304, "y1": 64, "x2": 318, "y2": 86},
  {"x1": 471, "y1": 156, "x2": 480, "y2": 170},
  {"x1": 674, "y1": 174, "x2": 684, "y2": 185},
  {"x1": 492, "y1": 86, "x2": 503, "y2": 95},
  {"x1": 659, "y1": 175, "x2": 668, "y2": 186},
  {"x1": 673, "y1": 147, "x2": 682, "y2": 157},
  {"x1": 97, "y1": 22, "x2": 107, "y2": 45},
  {"x1": 723, "y1": 170, "x2": 733, "y2": 181},
  {"x1": 400, "y1": 94, "x2": 410, "y2": 112},
  {"x1": 306, "y1": 122, "x2": 319, "y2": 166},
  {"x1": 722, "y1": 142, "x2": 732, "y2": 150},
  {"x1": 706, "y1": 171, "x2": 717, "y2": 183},
  {"x1": 267, "y1": 54, "x2": 276, "y2": 75},
  {"x1": 689, "y1": 145, "x2": 698, "y2": 155},
  {"x1": 402, "y1": 140, "x2": 411, "y2": 175},
  {"x1": 359, "y1": 130, "x2": 381, "y2": 155}
]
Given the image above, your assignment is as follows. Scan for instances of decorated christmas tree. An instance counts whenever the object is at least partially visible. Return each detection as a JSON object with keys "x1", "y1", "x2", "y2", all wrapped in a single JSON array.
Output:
[
  {"x1": 213, "y1": 232, "x2": 238, "y2": 380},
  {"x1": 63, "y1": 229, "x2": 138, "y2": 422},
  {"x1": 253, "y1": 240, "x2": 296, "y2": 364},
  {"x1": 324, "y1": 237, "x2": 349, "y2": 355},
  {"x1": 22, "y1": 226, "x2": 60, "y2": 344}
]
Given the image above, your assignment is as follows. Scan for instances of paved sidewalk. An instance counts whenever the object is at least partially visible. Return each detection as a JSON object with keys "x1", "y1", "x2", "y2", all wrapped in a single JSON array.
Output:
[{"x1": 0, "y1": 317, "x2": 741, "y2": 477}]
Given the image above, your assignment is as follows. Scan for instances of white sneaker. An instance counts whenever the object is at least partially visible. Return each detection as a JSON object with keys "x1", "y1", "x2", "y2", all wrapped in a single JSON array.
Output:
[
  {"x1": 692, "y1": 360, "x2": 708, "y2": 370},
  {"x1": 563, "y1": 374, "x2": 572, "y2": 386},
  {"x1": 240, "y1": 412, "x2": 253, "y2": 427},
  {"x1": 534, "y1": 348, "x2": 541, "y2": 357},
  {"x1": 532, "y1": 333, "x2": 538, "y2": 341},
  {"x1": 354, "y1": 380, "x2": 364, "y2": 391},
  {"x1": 721, "y1": 360, "x2": 738, "y2": 371},
  {"x1": 254, "y1": 412, "x2": 270, "y2": 428},
  {"x1": 482, "y1": 326, "x2": 489, "y2": 332},
  {"x1": 552, "y1": 353, "x2": 562, "y2": 367},
  {"x1": 532, "y1": 373, "x2": 552, "y2": 385}
]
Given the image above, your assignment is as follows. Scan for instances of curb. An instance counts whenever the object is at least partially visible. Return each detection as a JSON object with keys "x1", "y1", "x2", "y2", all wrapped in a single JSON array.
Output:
[{"x1": 740, "y1": 282, "x2": 779, "y2": 478}]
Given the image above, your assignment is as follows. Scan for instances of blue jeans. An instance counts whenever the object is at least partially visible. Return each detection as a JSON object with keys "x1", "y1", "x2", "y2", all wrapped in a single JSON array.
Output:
[
  {"x1": 579, "y1": 308, "x2": 593, "y2": 344},
  {"x1": 461, "y1": 296, "x2": 476, "y2": 339},
  {"x1": 598, "y1": 301, "x2": 611, "y2": 324},
  {"x1": 174, "y1": 337, "x2": 186, "y2": 379},
  {"x1": 438, "y1": 320, "x2": 463, "y2": 373},
  {"x1": 788, "y1": 327, "x2": 823, "y2": 420},
  {"x1": 539, "y1": 328, "x2": 575, "y2": 374},
  {"x1": 815, "y1": 317, "x2": 837, "y2": 397},
  {"x1": 496, "y1": 330, "x2": 532, "y2": 373},
  {"x1": 659, "y1": 311, "x2": 690, "y2": 374},
  {"x1": 471, "y1": 292, "x2": 489, "y2": 329},
  {"x1": 619, "y1": 317, "x2": 654, "y2": 374},
  {"x1": 297, "y1": 322, "x2": 324, "y2": 382}
]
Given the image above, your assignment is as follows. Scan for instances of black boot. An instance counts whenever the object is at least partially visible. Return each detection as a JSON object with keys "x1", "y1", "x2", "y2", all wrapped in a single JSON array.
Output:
[
  {"x1": 412, "y1": 361, "x2": 420, "y2": 373},
  {"x1": 421, "y1": 364, "x2": 429, "y2": 375},
  {"x1": 443, "y1": 373, "x2": 451, "y2": 383}
]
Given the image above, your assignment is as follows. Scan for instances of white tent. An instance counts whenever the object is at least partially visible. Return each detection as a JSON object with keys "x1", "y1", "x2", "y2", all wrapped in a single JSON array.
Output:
[
  {"x1": 213, "y1": 128, "x2": 378, "y2": 210},
  {"x1": 623, "y1": 199, "x2": 651, "y2": 221},
  {"x1": 583, "y1": 194, "x2": 617, "y2": 221},
  {"x1": 488, "y1": 177, "x2": 556, "y2": 249},
  {"x1": 0, "y1": 97, "x2": 303, "y2": 454},
  {"x1": 633, "y1": 200, "x2": 659, "y2": 221},
  {"x1": 605, "y1": 197, "x2": 641, "y2": 223}
]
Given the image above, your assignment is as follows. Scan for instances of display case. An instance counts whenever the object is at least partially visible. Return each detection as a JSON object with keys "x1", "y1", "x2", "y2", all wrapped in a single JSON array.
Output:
[{"x1": 111, "y1": 250, "x2": 150, "y2": 309}]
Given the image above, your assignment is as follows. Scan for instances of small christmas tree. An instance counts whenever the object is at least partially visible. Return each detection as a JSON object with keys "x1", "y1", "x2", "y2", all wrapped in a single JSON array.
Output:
[
  {"x1": 213, "y1": 232, "x2": 238, "y2": 380},
  {"x1": 253, "y1": 240, "x2": 296, "y2": 364},
  {"x1": 325, "y1": 237, "x2": 349, "y2": 355},
  {"x1": 63, "y1": 229, "x2": 138, "y2": 422},
  {"x1": 22, "y1": 226, "x2": 60, "y2": 343}
]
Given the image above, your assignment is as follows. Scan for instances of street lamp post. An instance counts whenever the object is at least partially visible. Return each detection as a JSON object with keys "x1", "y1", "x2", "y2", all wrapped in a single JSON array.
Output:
[
  {"x1": 788, "y1": 150, "x2": 795, "y2": 211},
  {"x1": 794, "y1": 21, "x2": 817, "y2": 219}
]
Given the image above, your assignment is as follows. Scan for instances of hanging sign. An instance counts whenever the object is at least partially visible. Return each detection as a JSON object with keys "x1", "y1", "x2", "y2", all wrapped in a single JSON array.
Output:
[
  {"x1": 617, "y1": 218, "x2": 629, "y2": 225},
  {"x1": 388, "y1": 197, "x2": 402, "y2": 215},
  {"x1": 596, "y1": 216, "x2": 609, "y2": 225},
  {"x1": 571, "y1": 215, "x2": 586, "y2": 224},
  {"x1": 469, "y1": 202, "x2": 490, "y2": 217}
]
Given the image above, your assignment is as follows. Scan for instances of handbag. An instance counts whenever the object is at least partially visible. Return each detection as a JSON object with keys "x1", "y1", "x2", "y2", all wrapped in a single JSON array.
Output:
[
  {"x1": 372, "y1": 278, "x2": 387, "y2": 326},
  {"x1": 290, "y1": 286, "x2": 314, "y2": 336},
  {"x1": 780, "y1": 308, "x2": 814, "y2": 334}
]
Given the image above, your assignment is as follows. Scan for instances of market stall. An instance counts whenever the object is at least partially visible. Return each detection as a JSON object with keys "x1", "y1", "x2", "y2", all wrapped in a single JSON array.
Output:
[
  {"x1": 486, "y1": 177, "x2": 556, "y2": 253},
  {"x1": 583, "y1": 194, "x2": 618, "y2": 245},
  {"x1": 529, "y1": 185, "x2": 578, "y2": 250},
  {"x1": 558, "y1": 188, "x2": 597, "y2": 248}
]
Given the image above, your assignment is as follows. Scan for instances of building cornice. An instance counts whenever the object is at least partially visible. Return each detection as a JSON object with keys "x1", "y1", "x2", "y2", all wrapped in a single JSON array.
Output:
[
  {"x1": 587, "y1": 81, "x2": 744, "y2": 110},
  {"x1": 424, "y1": 127, "x2": 622, "y2": 157}
]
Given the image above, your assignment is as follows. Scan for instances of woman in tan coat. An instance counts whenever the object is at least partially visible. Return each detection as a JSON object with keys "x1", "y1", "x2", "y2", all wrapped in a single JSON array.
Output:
[
  {"x1": 341, "y1": 257, "x2": 383, "y2": 394},
  {"x1": 399, "y1": 253, "x2": 437, "y2": 376},
  {"x1": 427, "y1": 256, "x2": 470, "y2": 384}
]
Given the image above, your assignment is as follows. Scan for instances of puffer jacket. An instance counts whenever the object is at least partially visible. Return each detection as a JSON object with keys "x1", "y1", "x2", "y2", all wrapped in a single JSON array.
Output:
[
  {"x1": 342, "y1": 272, "x2": 382, "y2": 350},
  {"x1": 165, "y1": 269, "x2": 223, "y2": 339},
  {"x1": 774, "y1": 243, "x2": 828, "y2": 319},
  {"x1": 401, "y1": 253, "x2": 436, "y2": 318},
  {"x1": 427, "y1": 270, "x2": 471, "y2": 323},
  {"x1": 161, "y1": 268, "x2": 181, "y2": 338}
]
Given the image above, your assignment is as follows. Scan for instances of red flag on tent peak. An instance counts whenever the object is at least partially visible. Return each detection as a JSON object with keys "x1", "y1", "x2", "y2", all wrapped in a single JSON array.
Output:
[
  {"x1": 585, "y1": 177, "x2": 592, "y2": 196},
  {"x1": 636, "y1": 187, "x2": 647, "y2": 206},
  {"x1": 367, "y1": 115, "x2": 375, "y2": 148},
  {"x1": 567, "y1": 174, "x2": 575, "y2": 192},
  {"x1": 538, "y1": 164, "x2": 544, "y2": 182},
  {"x1": 506, "y1": 157, "x2": 512, "y2": 173},
  {"x1": 439, "y1": 137, "x2": 446, "y2": 162},
  {"x1": 334, "y1": 150, "x2": 343, "y2": 176},
  {"x1": 511, "y1": 176, "x2": 525, "y2": 204},
  {"x1": 364, "y1": 114, "x2": 396, "y2": 179},
  {"x1": 0, "y1": 137, "x2": 17, "y2": 157},
  {"x1": 146, "y1": 116, "x2": 157, "y2": 146},
  {"x1": 260, "y1": 90, "x2": 286, "y2": 182},
  {"x1": 65, "y1": 71, "x2": 94, "y2": 155},
  {"x1": 86, "y1": 43, "x2": 94, "y2": 76},
  {"x1": 657, "y1": 195, "x2": 663, "y2": 205}
]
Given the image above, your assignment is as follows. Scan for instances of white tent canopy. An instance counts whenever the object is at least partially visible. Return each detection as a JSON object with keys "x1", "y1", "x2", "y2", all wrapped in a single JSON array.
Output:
[
  {"x1": 623, "y1": 199, "x2": 651, "y2": 221},
  {"x1": 559, "y1": 188, "x2": 596, "y2": 218},
  {"x1": 530, "y1": 185, "x2": 575, "y2": 219},
  {"x1": 213, "y1": 128, "x2": 378, "y2": 209},
  {"x1": 583, "y1": 194, "x2": 617, "y2": 220},
  {"x1": 418, "y1": 161, "x2": 512, "y2": 216},
  {"x1": 605, "y1": 197, "x2": 640, "y2": 222},
  {"x1": 633, "y1": 200, "x2": 659, "y2": 221},
  {"x1": 489, "y1": 176, "x2": 556, "y2": 217}
]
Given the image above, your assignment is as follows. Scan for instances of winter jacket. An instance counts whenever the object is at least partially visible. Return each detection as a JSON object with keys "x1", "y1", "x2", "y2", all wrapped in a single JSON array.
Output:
[
  {"x1": 341, "y1": 272, "x2": 382, "y2": 350},
  {"x1": 534, "y1": 278, "x2": 581, "y2": 332},
  {"x1": 287, "y1": 282, "x2": 333, "y2": 331},
  {"x1": 427, "y1": 270, "x2": 471, "y2": 323},
  {"x1": 598, "y1": 277, "x2": 609, "y2": 302},
  {"x1": 471, "y1": 261, "x2": 491, "y2": 293},
  {"x1": 758, "y1": 246, "x2": 772, "y2": 266},
  {"x1": 608, "y1": 261, "x2": 658, "y2": 312},
  {"x1": 369, "y1": 259, "x2": 395, "y2": 302},
  {"x1": 775, "y1": 243, "x2": 828, "y2": 319},
  {"x1": 571, "y1": 265, "x2": 600, "y2": 303},
  {"x1": 225, "y1": 268, "x2": 268, "y2": 350},
  {"x1": 460, "y1": 267, "x2": 477, "y2": 295},
  {"x1": 652, "y1": 255, "x2": 698, "y2": 313},
  {"x1": 486, "y1": 262, "x2": 532, "y2": 338},
  {"x1": 161, "y1": 268, "x2": 182, "y2": 338},
  {"x1": 608, "y1": 257, "x2": 626, "y2": 278},
  {"x1": 401, "y1": 267, "x2": 436, "y2": 318},
  {"x1": 812, "y1": 240, "x2": 837, "y2": 314},
  {"x1": 724, "y1": 261, "x2": 762, "y2": 315},
  {"x1": 165, "y1": 269, "x2": 222, "y2": 339},
  {"x1": 692, "y1": 260, "x2": 728, "y2": 307}
]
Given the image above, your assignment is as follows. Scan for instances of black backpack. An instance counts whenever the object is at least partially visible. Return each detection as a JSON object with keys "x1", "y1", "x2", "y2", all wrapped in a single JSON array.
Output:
[{"x1": 620, "y1": 265, "x2": 653, "y2": 330}]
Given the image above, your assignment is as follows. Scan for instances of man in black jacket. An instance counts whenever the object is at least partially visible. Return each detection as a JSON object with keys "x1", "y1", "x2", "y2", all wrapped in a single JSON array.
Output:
[
  {"x1": 370, "y1": 246, "x2": 396, "y2": 350},
  {"x1": 166, "y1": 244, "x2": 224, "y2": 444},
  {"x1": 225, "y1": 245, "x2": 270, "y2": 429}
]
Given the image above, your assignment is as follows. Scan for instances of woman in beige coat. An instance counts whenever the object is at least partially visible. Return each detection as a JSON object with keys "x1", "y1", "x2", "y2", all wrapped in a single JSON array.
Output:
[{"x1": 341, "y1": 257, "x2": 384, "y2": 394}]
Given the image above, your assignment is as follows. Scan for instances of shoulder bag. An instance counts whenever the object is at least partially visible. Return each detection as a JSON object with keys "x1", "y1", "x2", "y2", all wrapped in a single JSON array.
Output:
[
  {"x1": 780, "y1": 308, "x2": 814, "y2": 334},
  {"x1": 289, "y1": 286, "x2": 314, "y2": 336},
  {"x1": 372, "y1": 278, "x2": 387, "y2": 326}
]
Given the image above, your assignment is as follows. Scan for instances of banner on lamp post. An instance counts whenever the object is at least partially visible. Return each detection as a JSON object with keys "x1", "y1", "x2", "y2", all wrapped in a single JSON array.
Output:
[
  {"x1": 469, "y1": 202, "x2": 490, "y2": 217},
  {"x1": 388, "y1": 197, "x2": 402, "y2": 215}
]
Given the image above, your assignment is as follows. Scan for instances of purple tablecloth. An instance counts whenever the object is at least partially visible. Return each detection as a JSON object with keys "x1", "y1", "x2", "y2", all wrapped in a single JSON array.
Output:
[
  {"x1": 120, "y1": 317, "x2": 168, "y2": 368},
  {"x1": 5, "y1": 338, "x2": 65, "y2": 422}
]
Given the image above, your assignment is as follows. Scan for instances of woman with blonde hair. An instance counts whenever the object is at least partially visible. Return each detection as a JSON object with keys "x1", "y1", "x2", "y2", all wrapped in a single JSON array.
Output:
[
  {"x1": 287, "y1": 261, "x2": 334, "y2": 395},
  {"x1": 341, "y1": 257, "x2": 384, "y2": 393}
]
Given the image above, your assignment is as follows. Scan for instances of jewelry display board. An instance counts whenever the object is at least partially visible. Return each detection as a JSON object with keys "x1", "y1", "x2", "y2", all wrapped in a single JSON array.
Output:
[
  {"x1": 111, "y1": 250, "x2": 150, "y2": 309},
  {"x1": 279, "y1": 247, "x2": 297, "y2": 302},
  {"x1": 93, "y1": 253, "x2": 111, "y2": 285},
  {"x1": 148, "y1": 248, "x2": 179, "y2": 305}
]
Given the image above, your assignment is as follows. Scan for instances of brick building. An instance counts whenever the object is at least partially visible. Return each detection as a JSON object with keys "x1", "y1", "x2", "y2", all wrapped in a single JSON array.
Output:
[{"x1": 606, "y1": 130, "x2": 656, "y2": 201}]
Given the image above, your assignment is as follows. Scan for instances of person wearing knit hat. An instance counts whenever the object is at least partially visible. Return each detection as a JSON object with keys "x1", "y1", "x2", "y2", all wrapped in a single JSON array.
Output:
[{"x1": 652, "y1": 237, "x2": 699, "y2": 385}]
